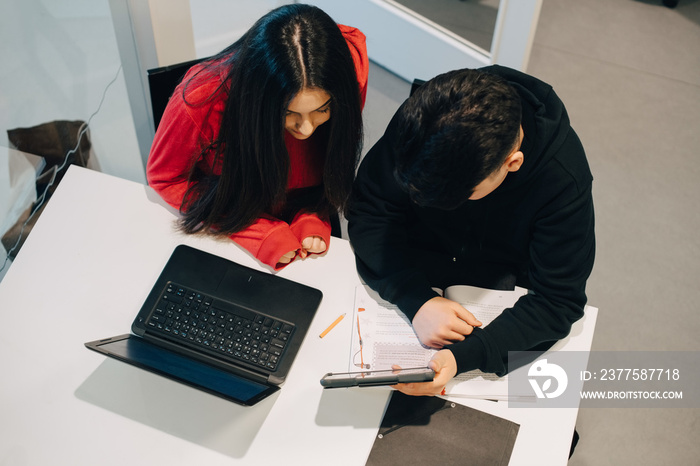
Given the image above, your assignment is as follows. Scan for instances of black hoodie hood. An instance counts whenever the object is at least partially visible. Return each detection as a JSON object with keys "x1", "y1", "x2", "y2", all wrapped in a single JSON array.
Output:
[{"x1": 480, "y1": 65, "x2": 573, "y2": 194}]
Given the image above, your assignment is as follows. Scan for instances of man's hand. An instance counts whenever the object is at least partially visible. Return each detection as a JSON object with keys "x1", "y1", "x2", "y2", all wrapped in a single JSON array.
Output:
[
  {"x1": 393, "y1": 350, "x2": 458, "y2": 397},
  {"x1": 412, "y1": 297, "x2": 482, "y2": 348},
  {"x1": 299, "y1": 236, "x2": 327, "y2": 259}
]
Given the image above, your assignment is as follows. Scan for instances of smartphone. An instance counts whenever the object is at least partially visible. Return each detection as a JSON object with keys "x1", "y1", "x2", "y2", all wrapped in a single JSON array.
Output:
[{"x1": 320, "y1": 367, "x2": 435, "y2": 388}]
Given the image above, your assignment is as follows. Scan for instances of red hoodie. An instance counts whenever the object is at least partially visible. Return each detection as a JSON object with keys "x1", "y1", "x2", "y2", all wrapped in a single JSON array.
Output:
[{"x1": 147, "y1": 25, "x2": 368, "y2": 269}]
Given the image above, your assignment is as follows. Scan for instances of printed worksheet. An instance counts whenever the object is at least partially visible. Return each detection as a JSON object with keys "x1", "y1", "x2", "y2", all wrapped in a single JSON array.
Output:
[
  {"x1": 349, "y1": 285, "x2": 436, "y2": 371},
  {"x1": 442, "y1": 285, "x2": 527, "y2": 399}
]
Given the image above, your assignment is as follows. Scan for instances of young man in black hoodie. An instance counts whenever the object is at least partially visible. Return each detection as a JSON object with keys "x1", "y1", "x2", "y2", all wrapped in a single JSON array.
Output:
[{"x1": 347, "y1": 66, "x2": 595, "y2": 396}]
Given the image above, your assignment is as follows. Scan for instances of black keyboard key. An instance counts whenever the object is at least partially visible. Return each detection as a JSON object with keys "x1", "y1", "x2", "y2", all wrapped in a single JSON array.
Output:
[
  {"x1": 270, "y1": 338, "x2": 286, "y2": 350},
  {"x1": 161, "y1": 293, "x2": 183, "y2": 304}
]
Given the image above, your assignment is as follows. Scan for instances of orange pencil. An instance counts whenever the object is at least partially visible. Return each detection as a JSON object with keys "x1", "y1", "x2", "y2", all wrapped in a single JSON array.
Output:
[{"x1": 319, "y1": 313, "x2": 346, "y2": 338}]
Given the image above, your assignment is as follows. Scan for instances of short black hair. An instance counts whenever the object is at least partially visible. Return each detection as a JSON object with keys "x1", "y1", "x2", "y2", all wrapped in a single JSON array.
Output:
[{"x1": 393, "y1": 68, "x2": 521, "y2": 209}]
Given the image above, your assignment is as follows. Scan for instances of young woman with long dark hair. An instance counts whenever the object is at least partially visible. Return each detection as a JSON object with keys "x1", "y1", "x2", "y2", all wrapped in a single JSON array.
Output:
[{"x1": 147, "y1": 4, "x2": 367, "y2": 269}]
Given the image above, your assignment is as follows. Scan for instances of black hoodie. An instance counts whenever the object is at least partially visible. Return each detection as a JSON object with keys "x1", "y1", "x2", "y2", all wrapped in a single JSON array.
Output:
[{"x1": 347, "y1": 65, "x2": 595, "y2": 376}]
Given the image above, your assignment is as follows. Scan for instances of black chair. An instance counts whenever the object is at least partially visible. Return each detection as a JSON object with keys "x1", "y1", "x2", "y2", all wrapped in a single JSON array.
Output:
[
  {"x1": 147, "y1": 58, "x2": 207, "y2": 130},
  {"x1": 411, "y1": 78, "x2": 426, "y2": 96}
]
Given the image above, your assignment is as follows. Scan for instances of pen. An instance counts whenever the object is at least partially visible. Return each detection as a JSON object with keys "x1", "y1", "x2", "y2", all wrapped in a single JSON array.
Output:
[{"x1": 319, "y1": 313, "x2": 346, "y2": 338}]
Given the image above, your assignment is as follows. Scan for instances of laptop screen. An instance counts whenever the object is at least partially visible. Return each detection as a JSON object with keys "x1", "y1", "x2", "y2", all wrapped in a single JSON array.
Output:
[{"x1": 87, "y1": 335, "x2": 279, "y2": 406}]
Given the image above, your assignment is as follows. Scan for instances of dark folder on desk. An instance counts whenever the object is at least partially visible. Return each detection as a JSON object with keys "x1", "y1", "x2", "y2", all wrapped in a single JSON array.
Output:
[
  {"x1": 366, "y1": 392, "x2": 519, "y2": 465},
  {"x1": 85, "y1": 244, "x2": 322, "y2": 406}
]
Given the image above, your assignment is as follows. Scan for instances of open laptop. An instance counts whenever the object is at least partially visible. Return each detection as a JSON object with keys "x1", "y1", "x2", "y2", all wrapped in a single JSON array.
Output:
[{"x1": 85, "y1": 244, "x2": 323, "y2": 406}]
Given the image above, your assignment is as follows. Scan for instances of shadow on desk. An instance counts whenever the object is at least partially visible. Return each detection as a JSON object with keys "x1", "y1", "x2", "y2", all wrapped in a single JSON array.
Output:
[
  {"x1": 143, "y1": 185, "x2": 181, "y2": 215},
  {"x1": 315, "y1": 387, "x2": 390, "y2": 428},
  {"x1": 75, "y1": 358, "x2": 277, "y2": 458}
]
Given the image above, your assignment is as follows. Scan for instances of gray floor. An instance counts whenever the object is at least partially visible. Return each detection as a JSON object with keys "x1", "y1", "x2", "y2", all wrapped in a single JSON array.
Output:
[
  {"x1": 1, "y1": 0, "x2": 698, "y2": 464},
  {"x1": 532, "y1": 2, "x2": 700, "y2": 464},
  {"x1": 361, "y1": 1, "x2": 700, "y2": 465}
]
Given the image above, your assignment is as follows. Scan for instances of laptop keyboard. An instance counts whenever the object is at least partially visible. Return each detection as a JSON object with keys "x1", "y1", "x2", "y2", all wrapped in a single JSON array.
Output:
[{"x1": 145, "y1": 282, "x2": 294, "y2": 371}]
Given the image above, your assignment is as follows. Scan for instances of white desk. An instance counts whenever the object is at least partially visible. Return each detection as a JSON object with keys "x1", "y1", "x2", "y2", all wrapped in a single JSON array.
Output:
[{"x1": 0, "y1": 167, "x2": 597, "y2": 465}]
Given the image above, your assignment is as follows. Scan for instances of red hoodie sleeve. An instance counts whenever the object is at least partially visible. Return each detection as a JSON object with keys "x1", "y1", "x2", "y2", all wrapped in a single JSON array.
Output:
[
  {"x1": 290, "y1": 212, "x2": 332, "y2": 256},
  {"x1": 229, "y1": 216, "x2": 302, "y2": 270}
]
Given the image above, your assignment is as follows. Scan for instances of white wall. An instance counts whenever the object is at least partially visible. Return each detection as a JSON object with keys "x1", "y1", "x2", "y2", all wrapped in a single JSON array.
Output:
[{"x1": 190, "y1": 0, "x2": 285, "y2": 59}]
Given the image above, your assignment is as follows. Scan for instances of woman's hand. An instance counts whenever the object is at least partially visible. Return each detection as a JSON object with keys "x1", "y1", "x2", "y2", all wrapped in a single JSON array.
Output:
[
  {"x1": 277, "y1": 235, "x2": 326, "y2": 266},
  {"x1": 277, "y1": 250, "x2": 297, "y2": 265},
  {"x1": 393, "y1": 349, "x2": 458, "y2": 397},
  {"x1": 299, "y1": 235, "x2": 327, "y2": 258}
]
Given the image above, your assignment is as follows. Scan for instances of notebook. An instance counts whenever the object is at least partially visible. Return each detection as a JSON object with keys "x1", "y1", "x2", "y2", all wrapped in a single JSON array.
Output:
[
  {"x1": 85, "y1": 244, "x2": 323, "y2": 406},
  {"x1": 366, "y1": 392, "x2": 519, "y2": 465}
]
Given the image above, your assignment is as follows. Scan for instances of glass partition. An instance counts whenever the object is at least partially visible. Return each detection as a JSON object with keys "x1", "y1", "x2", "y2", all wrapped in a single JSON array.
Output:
[{"x1": 0, "y1": 0, "x2": 141, "y2": 280}]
